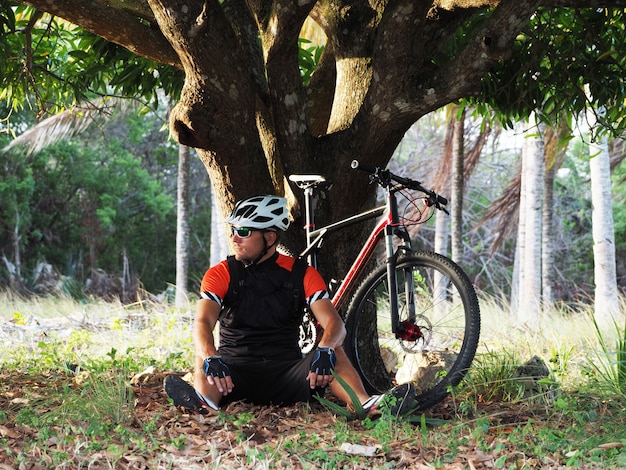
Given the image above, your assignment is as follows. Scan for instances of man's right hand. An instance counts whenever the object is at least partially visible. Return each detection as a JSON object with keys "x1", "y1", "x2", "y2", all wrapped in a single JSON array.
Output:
[{"x1": 203, "y1": 356, "x2": 233, "y2": 395}]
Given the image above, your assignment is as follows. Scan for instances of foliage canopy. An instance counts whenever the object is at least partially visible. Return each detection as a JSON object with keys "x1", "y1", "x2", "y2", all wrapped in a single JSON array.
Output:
[
  {"x1": 0, "y1": 109, "x2": 213, "y2": 295},
  {"x1": 3, "y1": 0, "x2": 626, "y2": 281}
]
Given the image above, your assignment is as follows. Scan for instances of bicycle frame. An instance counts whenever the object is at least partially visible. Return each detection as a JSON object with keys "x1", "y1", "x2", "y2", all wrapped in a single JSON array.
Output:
[
  {"x1": 292, "y1": 165, "x2": 479, "y2": 405},
  {"x1": 296, "y1": 179, "x2": 414, "y2": 327}
]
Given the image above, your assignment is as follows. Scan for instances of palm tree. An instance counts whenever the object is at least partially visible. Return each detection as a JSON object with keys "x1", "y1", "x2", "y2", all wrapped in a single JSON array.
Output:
[
  {"x1": 588, "y1": 121, "x2": 620, "y2": 327},
  {"x1": 175, "y1": 144, "x2": 191, "y2": 307},
  {"x1": 516, "y1": 116, "x2": 544, "y2": 326}
]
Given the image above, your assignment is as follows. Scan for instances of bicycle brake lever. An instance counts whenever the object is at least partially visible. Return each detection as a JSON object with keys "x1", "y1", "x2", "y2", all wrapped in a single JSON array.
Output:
[{"x1": 427, "y1": 192, "x2": 449, "y2": 215}]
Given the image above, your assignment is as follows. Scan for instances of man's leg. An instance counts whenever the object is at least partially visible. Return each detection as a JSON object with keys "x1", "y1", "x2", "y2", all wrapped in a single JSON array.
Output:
[
  {"x1": 328, "y1": 346, "x2": 370, "y2": 405},
  {"x1": 164, "y1": 358, "x2": 222, "y2": 412},
  {"x1": 330, "y1": 347, "x2": 417, "y2": 416}
]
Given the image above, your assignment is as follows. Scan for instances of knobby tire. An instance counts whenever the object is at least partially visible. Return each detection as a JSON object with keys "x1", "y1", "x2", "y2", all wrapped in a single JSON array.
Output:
[{"x1": 344, "y1": 251, "x2": 480, "y2": 411}]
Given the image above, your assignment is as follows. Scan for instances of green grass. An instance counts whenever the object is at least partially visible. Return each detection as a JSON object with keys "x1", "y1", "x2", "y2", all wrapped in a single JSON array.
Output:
[
  {"x1": 1, "y1": 292, "x2": 626, "y2": 468},
  {"x1": 586, "y1": 314, "x2": 626, "y2": 398},
  {"x1": 0, "y1": 292, "x2": 195, "y2": 372}
]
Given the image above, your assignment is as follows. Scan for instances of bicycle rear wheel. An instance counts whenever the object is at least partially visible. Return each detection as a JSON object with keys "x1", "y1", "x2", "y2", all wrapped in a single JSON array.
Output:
[{"x1": 344, "y1": 251, "x2": 480, "y2": 411}]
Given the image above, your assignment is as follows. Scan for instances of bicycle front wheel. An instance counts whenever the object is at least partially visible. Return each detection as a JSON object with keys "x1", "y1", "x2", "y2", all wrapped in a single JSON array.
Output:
[{"x1": 344, "y1": 251, "x2": 480, "y2": 411}]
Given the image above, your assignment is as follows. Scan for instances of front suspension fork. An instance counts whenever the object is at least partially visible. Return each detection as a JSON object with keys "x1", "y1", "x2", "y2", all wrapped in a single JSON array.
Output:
[{"x1": 385, "y1": 227, "x2": 418, "y2": 338}]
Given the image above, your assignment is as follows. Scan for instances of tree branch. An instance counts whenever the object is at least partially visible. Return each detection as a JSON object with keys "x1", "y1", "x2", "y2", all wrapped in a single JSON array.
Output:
[
  {"x1": 147, "y1": 0, "x2": 257, "y2": 151},
  {"x1": 19, "y1": 0, "x2": 180, "y2": 67},
  {"x1": 443, "y1": 0, "x2": 542, "y2": 97},
  {"x1": 251, "y1": 0, "x2": 317, "y2": 174}
]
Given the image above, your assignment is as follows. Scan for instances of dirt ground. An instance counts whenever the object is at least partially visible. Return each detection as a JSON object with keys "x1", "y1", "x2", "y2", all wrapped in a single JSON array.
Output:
[{"x1": 0, "y1": 366, "x2": 556, "y2": 469}]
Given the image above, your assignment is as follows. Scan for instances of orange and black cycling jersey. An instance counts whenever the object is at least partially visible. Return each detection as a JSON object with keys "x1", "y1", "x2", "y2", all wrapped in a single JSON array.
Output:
[
  {"x1": 200, "y1": 253, "x2": 329, "y2": 359},
  {"x1": 200, "y1": 253, "x2": 328, "y2": 307}
]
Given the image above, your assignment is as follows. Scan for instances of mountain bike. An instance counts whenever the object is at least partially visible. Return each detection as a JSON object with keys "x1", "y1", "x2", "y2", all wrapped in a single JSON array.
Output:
[{"x1": 289, "y1": 160, "x2": 481, "y2": 411}]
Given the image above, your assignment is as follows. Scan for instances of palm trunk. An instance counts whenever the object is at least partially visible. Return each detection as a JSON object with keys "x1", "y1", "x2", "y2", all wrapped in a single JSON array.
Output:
[
  {"x1": 541, "y1": 162, "x2": 555, "y2": 309},
  {"x1": 589, "y1": 133, "x2": 620, "y2": 326},
  {"x1": 12, "y1": 203, "x2": 21, "y2": 284},
  {"x1": 516, "y1": 116, "x2": 544, "y2": 326},
  {"x1": 450, "y1": 109, "x2": 465, "y2": 264},
  {"x1": 540, "y1": 121, "x2": 569, "y2": 311},
  {"x1": 210, "y1": 185, "x2": 229, "y2": 267},
  {"x1": 175, "y1": 144, "x2": 191, "y2": 307}
]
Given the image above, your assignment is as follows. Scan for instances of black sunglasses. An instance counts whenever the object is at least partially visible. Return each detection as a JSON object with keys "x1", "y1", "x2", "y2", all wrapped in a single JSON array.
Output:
[{"x1": 230, "y1": 226, "x2": 256, "y2": 238}]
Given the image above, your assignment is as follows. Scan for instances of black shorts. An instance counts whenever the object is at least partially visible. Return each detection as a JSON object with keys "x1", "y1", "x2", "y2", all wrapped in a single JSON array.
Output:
[{"x1": 220, "y1": 354, "x2": 324, "y2": 406}]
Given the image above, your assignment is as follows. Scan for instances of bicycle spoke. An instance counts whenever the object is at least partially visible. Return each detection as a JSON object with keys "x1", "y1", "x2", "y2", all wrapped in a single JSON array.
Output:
[{"x1": 345, "y1": 252, "x2": 480, "y2": 409}]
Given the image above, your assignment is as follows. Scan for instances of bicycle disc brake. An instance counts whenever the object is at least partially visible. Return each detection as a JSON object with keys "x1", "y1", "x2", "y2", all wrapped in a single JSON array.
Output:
[{"x1": 397, "y1": 315, "x2": 432, "y2": 353}]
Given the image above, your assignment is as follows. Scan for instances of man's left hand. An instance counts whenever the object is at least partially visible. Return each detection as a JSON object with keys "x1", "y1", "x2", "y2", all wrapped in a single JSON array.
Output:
[{"x1": 308, "y1": 346, "x2": 336, "y2": 388}]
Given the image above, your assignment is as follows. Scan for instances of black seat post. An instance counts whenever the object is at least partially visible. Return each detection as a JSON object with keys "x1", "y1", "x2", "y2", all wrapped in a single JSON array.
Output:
[
  {"x1": 289, "y1": 174, "x2": 328, "y2": 269},
  {"x1": 303, "y1": 184, "x2": 317, "y2": 267}
]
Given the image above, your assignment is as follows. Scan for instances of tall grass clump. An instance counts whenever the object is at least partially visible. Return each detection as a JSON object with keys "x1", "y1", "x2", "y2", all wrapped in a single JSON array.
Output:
[
  {"x1": 38, "y1": 368, "x2": 136, "y2": 429},
  {"x1": 459, "y1": 348, "x2": 528, "y2": 403},
  {"x1": 584, "y1": 314, "x2": 626, "y2": 398},
  {"x1": 448, "y1": 296, "x2": 606, "y2": 414}
]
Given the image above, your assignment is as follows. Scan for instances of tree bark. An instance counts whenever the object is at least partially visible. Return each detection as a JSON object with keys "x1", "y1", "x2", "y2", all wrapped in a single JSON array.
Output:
[
  {"x1": 516, "y1": 116, "x2": 544, "y2": 326},
  {"x1": 451, "y1": 108, "x2": 465, "y2": 264},
  {"x1": 175, "y1": 144, "x2": 191, "y2": 308},
  {"x1": 589, "y1": 132, "x2": 621, "y2": 327}
]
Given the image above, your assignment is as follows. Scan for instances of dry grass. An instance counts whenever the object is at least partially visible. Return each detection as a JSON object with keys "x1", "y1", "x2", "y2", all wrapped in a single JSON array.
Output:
[{"x1": 1, "y1": 293, "x2": 626, "y2": 468}]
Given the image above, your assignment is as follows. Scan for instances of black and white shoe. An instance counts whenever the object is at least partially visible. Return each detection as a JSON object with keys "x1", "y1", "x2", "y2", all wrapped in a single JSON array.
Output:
[
  {"x1": 361, "y1": 382, "x2": 416, "y2": 417},
  {"x1": 164, "y1": 375, "x2": 220, "y2": 413}
]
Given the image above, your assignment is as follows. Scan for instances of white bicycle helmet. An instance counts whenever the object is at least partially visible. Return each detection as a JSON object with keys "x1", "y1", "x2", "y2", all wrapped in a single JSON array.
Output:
[{"x1": 226, "y1": 195, "x2": 290, "y2": 231}]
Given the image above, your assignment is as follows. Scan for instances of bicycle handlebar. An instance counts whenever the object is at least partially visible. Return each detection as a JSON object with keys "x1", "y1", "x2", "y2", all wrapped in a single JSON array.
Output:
[{"x1": 351, "y1": 160, "x2": 449, "y2": 208}]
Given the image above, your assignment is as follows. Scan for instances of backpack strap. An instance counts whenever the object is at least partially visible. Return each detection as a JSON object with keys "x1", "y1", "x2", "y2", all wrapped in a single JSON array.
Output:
[
  {"x1": 287, "y1": 256, "x2": 309, "y2": 313},
  {"x1": 225, "y1": 255, "x2": 247, "y2": 306},
  {"x1": 225, "y1": 254, "x2": 308, "y2": 313}
]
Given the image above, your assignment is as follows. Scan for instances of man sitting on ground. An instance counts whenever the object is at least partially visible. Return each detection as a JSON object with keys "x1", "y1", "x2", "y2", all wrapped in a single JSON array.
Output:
[{"x1": 165, "y1": 195, "x2": 415, "y2": 415}]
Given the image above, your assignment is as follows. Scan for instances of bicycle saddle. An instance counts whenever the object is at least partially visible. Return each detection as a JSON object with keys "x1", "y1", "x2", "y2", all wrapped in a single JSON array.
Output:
[{"x1": 288, "y1": 174, "x2": 332, "y2": 189}]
